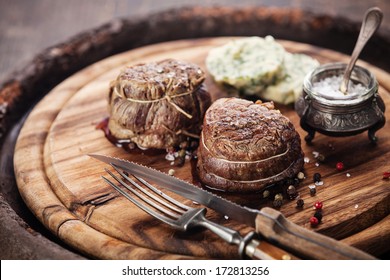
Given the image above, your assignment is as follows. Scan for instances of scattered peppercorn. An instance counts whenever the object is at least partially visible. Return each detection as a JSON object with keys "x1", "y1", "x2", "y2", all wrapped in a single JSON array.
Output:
[
  {"x1": 314, "y1": 210, "x2": 323, "y2": 223},
  {"x1": 273, "y1": 199, "x2": 283, "y2": 208},
  {"x1": 128, "y1": 142, "x2": 136, "y2": 150},
  {"x1": 309, "y1": 216, "x2": 319, "y2": 227},
  {"x1": 297, "y1": 172, "x2": 305, "y2": 180},
  {"x1": 177, "y1": 156, "x2": 185, "y2": 167},
  {"x1": 296, "y1": 198, "x2": 304, "y2": 208},
  {"x1": 309, "y1": 185, "x2": 316, "y2": 196},
  {"x1": 178, "y1": 149, "x2": 186, "y2": 158},
  {"x1": 168, "y1": 169, "x2": 175, "y2": 176},
  {"x1": 336, "y1": 162, "x2": 344, "y2": 171},
  {"x1": 286, "y1": 185, "x2": 297, "y2": 200},
  {"x1": 262, "y1": 190, "x2": 270, "y2": 199},
  {"x1": 175, "y1": 149, "x2": 187, "y2": 166},
  {"x1": 274, "y1": 193, "x2": 283, "y2": 201},
  {"x1": 314, "y1": 201, "x2": 323, "y2": 210},
  {"x1": 383, "y1": 172, "x2": 390, "y2": 179},
  {"x1": 287, "y1": 185, "x2": 296, "y2": 194},
  {"x1": 317, "y1": 153, "x2": 326, "y2": 162},
  {"x1": 313, "y1": 173, "x2": 321, "y2": 183}
]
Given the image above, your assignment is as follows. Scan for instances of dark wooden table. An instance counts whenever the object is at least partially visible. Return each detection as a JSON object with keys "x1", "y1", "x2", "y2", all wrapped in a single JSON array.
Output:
[{"x1": 0, "y1": 0, "x2": 389, "y2": 259}]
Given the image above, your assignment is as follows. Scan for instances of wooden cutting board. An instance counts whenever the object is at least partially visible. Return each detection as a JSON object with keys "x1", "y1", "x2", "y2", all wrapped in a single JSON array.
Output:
[{"x1": 13, "y1": 37, "x2": 390, "y2": 259}]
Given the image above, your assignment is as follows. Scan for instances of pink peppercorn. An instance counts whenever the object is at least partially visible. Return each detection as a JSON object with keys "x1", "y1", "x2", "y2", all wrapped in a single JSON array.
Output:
[
  {"x1": 336, "y1": 162, "x2": 344, "y2": 171},
  {"x1": 314, "y1": 201, "x2": 323, "y2": 210},
  {"x1": 310, "y1": 216, "x2": 319, "y2": 227}
]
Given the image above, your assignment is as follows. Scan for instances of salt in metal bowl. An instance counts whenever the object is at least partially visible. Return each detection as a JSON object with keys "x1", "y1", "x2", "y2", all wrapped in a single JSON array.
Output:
[{"x1": 295, "y1": 62, "x2": 386, "y2": 144}]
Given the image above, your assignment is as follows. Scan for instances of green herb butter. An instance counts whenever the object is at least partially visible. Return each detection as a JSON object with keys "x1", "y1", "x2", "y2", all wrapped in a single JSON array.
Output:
[
  {"x1": 261, "y1": 53, "x2": 320, "y2": 104},
  {"x1": 206, "y1": 36, "x2": 319, "y2": 104},
  {"x1": 206, "y1": 36, "x2": 285, "y2": 94}
]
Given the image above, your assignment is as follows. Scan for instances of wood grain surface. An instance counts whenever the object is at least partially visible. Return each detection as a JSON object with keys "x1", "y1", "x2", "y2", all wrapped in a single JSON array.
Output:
[{"x1": 13, "y1": 38, "x2": 390, "y2": 259}]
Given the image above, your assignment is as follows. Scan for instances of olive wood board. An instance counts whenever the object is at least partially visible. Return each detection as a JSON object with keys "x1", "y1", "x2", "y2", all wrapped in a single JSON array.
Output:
[{"x1": 14, "y1": 37, "x2": 390, "y2": 259}]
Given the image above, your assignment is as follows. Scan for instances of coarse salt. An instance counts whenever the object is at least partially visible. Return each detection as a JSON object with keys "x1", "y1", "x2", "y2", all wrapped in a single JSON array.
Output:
[
  {"x1": 312, "y1": 75, "x2": 367, "y2": 98},
  {"x1": 165, "y1": 153, "x2": 175, "y2": 161}
]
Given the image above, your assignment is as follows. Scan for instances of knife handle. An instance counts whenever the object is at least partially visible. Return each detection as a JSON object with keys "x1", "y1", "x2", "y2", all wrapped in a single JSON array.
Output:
[
  {"x1": 255, "y1": 207, "x2": 376, "y2": 260},
  {"x1": 242, "y1": 232, "x2": 299, "y2": 260}
]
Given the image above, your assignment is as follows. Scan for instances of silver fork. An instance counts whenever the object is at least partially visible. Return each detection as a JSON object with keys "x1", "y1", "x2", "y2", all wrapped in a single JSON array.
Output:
[{"x1": 102, "y1": 164, "x2": 274, "y2": 260}]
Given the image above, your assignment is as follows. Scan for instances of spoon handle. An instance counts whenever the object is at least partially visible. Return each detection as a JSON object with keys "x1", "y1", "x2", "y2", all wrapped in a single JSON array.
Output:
[{"x1": 340, "y1": 7, "x2": 383, "y2": 94}]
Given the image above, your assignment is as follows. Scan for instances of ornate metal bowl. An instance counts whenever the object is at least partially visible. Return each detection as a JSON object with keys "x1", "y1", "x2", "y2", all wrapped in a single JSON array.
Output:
[{"x1": 295, "y1": 63, "x2": 386, "y2": 144}]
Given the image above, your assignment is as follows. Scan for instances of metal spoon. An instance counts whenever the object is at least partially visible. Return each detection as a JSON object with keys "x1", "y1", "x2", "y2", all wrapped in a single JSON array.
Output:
[{"x1": 340, "y1": 7, "x2": 383, "y2": 94}]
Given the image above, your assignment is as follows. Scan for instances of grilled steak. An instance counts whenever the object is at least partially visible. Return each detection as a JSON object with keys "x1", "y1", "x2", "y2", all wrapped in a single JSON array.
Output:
[
  {"x1": 108, "y1": 59, "x2": 211, "y2": 149},
  {"x1": 197, "y1": 97, "x2": 304, "y2": 192}
]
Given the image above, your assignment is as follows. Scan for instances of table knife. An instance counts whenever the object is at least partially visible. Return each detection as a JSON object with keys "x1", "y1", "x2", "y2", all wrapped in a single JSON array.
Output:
[{"x1": 89, "y1": 154, "x2": 375, "y2": 260}]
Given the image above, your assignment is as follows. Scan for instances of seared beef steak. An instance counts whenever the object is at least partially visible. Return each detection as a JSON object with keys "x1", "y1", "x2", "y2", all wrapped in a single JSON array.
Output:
[
  {"x1": 108, "y1": 59, "x2": 211, "y2": 149},
  {"x1": 197, "y1": 97, "x2": 304, "y2": 192}
]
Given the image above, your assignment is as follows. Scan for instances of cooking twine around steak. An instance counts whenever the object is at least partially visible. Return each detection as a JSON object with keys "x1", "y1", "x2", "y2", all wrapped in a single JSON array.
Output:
[{"x1": 112, "y1": 78, "x2": 200, "y2": 120}]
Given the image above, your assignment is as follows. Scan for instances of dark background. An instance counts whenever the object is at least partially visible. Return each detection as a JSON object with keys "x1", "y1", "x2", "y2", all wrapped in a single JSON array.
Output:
[{"x1": 0, "y1": 0, "x2": 389, "y2": 82}]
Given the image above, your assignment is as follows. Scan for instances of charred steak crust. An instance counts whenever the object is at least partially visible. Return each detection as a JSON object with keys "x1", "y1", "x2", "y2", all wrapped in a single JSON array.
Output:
[
  {"x1": 108, "y1": 59, "x2": 212, "y2": 149},
  {"x1": 197, "y1": 97, "x2": 304, "y2": 192}
]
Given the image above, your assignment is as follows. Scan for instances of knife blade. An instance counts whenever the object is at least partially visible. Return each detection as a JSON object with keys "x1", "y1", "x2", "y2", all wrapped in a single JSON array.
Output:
[
  {"x1": 89, "y1": 153, "x2": 259, "y2": 227},
  {"x1": 89, "y1": 154, "x2": 376, "y2": 260}
]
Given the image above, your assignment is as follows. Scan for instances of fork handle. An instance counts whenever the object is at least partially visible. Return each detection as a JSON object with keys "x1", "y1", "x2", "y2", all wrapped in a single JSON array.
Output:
[{"x1": 255, "y1": 207, "x2": 376, "y2": 260}]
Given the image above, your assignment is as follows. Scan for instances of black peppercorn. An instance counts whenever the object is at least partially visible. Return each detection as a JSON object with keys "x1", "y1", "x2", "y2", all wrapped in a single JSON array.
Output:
[
  {"x1": 296, "y1": 198, "x2": 304, "y2": 208},
  {"x1": 177, "y1": 156, "x2": 185, "y2": 167},
  {"x1": 314, "y1": 209, "x2": 323, "y2": 223},
  {"x1": 309, "y1": 186, "x2": 317, "y2": 196},
  {"x1": 286, "y1": 185, "x2": 297, "y2": 200},
  {"x1": 273, "y1": 199, "x2": 283, "y2": 208},
  {"x1": 287, "y1": 185, "x2": 296, "y2": 194},
  {"x1": 313, "y1": 173, "x2": 321, "y2": 183},
  {"x1": 317, "y1": 153, "x2": 326, "y2": 162}
]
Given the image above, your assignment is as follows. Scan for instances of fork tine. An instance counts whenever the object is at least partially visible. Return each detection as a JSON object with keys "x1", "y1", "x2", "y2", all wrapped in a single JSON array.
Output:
[
  {"x1": 102, "y1": 175, "x2": 178, "y2": 225},
  {"x1": 104, "y1": 168, "x2": 183, "y2": 220},
  {"x1": 110, "y1": 164, "x2": 189, "y2": 214},
  {"x1": 111, "y1": 164, "x2": 190, "y2": 211}
]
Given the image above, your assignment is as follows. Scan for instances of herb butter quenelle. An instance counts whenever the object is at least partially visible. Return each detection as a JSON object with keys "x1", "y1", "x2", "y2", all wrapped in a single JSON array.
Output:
[{"x1": 206, "y1": 36, "x2": 319, "y2": 105}]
